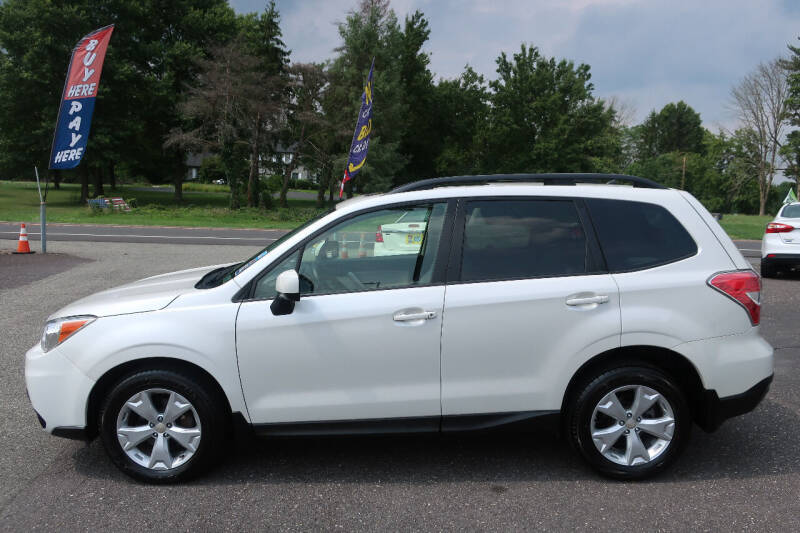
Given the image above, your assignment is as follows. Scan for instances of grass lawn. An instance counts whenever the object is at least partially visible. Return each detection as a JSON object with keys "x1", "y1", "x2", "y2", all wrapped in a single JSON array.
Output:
[
  {"x1": 0, "y1": 181, "x2": 327, "y2": 229},
  {"x1": 0, "y1": 180, "x2": 775, "y2": 238},
  {"x1": 718, "y1": 214, "x2": 772, "y2": 240}
]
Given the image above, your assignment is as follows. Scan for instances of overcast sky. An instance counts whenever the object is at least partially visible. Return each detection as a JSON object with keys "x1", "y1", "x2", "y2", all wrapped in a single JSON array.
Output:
[{"x1": 230, "y1": 0, "x2": 800, "y2": 130}]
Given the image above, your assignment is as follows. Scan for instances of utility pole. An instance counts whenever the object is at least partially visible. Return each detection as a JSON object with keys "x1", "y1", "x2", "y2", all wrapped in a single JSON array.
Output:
[{"x1": 680, "y1": 155, "x2": 687, "y2": 190}]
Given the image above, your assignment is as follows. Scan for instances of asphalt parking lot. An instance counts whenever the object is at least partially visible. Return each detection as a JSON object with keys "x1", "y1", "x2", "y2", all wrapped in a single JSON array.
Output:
[{"x1": 1, "y1": 239, "x2": 799, "y2": 530}]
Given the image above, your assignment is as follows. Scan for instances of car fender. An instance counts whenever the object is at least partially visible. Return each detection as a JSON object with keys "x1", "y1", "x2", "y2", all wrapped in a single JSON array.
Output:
[{"x1": 56, "y1": 305, "x2": 250, "y2": 419}]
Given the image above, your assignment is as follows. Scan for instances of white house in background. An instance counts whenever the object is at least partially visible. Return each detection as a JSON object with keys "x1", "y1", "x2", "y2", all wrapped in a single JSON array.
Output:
[
  {"x1": 185, "y1": 151, "x2": 213, "y2": 181},
  {"x1": 272, "y1": 143, "x2": 317, "y2": 183},
  {"x1": 185, "y1": 145, "x2": 318, "y2": 183}
]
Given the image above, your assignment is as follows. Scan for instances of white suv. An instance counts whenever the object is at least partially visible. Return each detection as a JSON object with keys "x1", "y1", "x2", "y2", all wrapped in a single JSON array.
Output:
[
  {"x1": 761, "y1": 201, "x2": 800, "y2": 277},
  {"x1": 25, "y1": 174, "x2": 773, "y2": 482}
]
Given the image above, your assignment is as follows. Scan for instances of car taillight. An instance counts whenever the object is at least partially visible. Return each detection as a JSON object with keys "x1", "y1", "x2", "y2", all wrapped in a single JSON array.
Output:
[
  {"x1": 766, "y1": 222, "x2": 794, "y2": 233},
  {"x1": 375, "y1": 225, "x2": 383, "y2": 243},
  {"x1": 708, "y1": 270, "x2": 761, "y2": 325}
]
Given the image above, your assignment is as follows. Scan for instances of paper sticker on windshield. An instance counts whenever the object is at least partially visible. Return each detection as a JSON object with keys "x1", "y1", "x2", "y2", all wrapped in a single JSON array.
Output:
[{"x1": 235, "y1": 251, "x2": 269, "y2": 276}]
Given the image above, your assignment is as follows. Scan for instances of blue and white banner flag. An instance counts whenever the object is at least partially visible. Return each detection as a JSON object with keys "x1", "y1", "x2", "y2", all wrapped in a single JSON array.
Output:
[{"x1": 340, "y1": 58, "x2": 374, "y2": 198}]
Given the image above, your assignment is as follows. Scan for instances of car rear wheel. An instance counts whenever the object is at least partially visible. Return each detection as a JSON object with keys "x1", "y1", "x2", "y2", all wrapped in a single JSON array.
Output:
[
  {"x1": 566, "y1": 365, "x2": 690, "y2": 480},
  {"x1": 98, "y1": 368, "x2": 226, "y2": 483}
]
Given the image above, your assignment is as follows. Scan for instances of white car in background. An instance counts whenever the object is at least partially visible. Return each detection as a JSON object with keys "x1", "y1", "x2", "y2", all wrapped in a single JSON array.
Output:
[
  {"x1": 373, "y1": 210, "x2": 429, "y2": 256},
  {"x1": 761, "y1": 202, "x2": 800, "y2": 277}
]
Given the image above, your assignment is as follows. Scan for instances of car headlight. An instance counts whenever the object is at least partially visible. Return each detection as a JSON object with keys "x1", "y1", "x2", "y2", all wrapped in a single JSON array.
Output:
[{"x1": 41, "y1": 315, "x2": 96, "y2": 353}]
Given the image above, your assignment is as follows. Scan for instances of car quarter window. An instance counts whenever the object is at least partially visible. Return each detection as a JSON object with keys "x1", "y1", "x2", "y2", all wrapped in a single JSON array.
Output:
[
  {"x1": 585, "y1": 198, "x2": 697, "y2": 272},
  {"x1": 252, "y1": 202, "x2": 447, "y2": 298},
  {"x1": 459, "y1": 199, "x2": 588, "y2": 282}
]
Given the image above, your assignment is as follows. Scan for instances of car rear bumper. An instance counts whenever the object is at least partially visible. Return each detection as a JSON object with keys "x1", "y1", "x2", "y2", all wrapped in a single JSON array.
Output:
[
  {"x1": 761, "y1": 253, "x2": 800, "y2": 266},
  {"x1": 697, "y1": 375, "x2": 772, "y2": 432},
  {"x1": 762, "y1": 232, "x2": 800, "y2": 258}
]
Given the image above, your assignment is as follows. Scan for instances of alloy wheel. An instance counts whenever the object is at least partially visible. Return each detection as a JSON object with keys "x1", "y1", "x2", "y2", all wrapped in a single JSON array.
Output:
[
  {"x1": 589, "y1": 384, "x2": 675, "y2": 466},
  {"x1": 115, "y1": 388, "x2": 202, "y2": 470}
]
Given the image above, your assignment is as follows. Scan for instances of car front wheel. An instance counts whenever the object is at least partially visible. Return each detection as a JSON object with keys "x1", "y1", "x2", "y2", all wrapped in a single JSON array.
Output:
[
  {"x1": 98, "y1": 368, "x2": 226, "y2": 483},
  {"x1": 567, "y1": 365, "x2": 690, "y2": 480}
]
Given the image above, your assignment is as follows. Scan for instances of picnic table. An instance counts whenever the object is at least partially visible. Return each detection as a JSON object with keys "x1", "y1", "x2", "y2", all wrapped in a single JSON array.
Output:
[{"x1": 87, "y1": 197, "x2": 131, "y2": 211}]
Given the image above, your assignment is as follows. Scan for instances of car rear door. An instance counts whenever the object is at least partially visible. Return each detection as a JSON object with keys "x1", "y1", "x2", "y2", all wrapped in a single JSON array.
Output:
[{"x1": 439, "y1": 197, "x2": 621, "y2": 417}]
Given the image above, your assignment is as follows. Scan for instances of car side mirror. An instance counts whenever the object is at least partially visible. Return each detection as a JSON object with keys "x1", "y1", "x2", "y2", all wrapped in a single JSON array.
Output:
[{"x1": 270, "y1": 270, "x2": 300, "y2": 316}]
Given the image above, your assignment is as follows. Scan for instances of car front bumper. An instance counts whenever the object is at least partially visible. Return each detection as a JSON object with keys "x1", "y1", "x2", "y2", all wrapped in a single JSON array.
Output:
[{"x1": 25, "y1": 343, "x2": 95, "y2": 438}]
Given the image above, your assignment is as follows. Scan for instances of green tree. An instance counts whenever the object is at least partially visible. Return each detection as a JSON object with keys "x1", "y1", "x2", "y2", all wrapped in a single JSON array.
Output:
[
  {"x1": 238, "y1": 1, "x2": 290, "y2": 207},
  {"x1": 166, "y1": 38, "x2": 272, "y2": 209},
  {"x1": 434, "y1": 65, "x2": 489, "y2": 176},
  {"x1": 277, "y1": 62, "x2": 329, "y2": 207},
  {"x1": 395, "y1": 10, "x2": 437, "y2": 182},
  {"x1": 0, "y1": 0, "x2": 86, "y2": 184},
  {"x1": 635, "y1": 101, "x2": 704, "y2": 159},
  {"x1": 479, "y1": 44, "x2": 616, "y2": 174},
  {"x1": 0, "y1": 0, "x2": 237, "y2": 201},
  {"x1": 325, "y1": 0, "x2": 407, "y2": 195},
  {"x1": 780, "y1": 39, "x2": 800, "y2": 197},
  {"x1": 730, "y1": 59, "x2": 789, "y2": 215}
]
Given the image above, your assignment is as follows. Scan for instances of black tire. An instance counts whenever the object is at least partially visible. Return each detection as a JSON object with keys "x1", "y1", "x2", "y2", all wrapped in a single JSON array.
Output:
[
  {"x1": 566, "y1": 365, "x2": 691, "y2": 480},
  {"x1": 98, "y1": 368, "x2": 227, "y2": 483},
  {"x1": 761, "y1": 258, "x2": 778, "y2": 278}
]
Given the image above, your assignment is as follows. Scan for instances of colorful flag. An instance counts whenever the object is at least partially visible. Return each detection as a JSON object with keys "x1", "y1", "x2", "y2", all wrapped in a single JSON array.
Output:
[
  {"x1": 340, "y1": 58, "x2": 374, "y2": 199},
  {"x1": 784, "y1": 188, "x2": 798, "y2": 205},
  {"x1": 49, "y1": 25, "x2": 115, "y2": 170}
]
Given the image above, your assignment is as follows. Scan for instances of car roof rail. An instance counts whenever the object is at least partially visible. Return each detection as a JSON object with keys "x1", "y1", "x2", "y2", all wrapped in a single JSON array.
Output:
[{"x1": 390, "y1": 173, "x2": 667, "y2": 193}]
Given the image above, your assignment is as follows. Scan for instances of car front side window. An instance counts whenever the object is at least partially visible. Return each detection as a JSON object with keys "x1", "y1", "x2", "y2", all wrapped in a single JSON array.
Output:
[{"x1": 294, "y1": 203, "x2": 447, "y2": 295}]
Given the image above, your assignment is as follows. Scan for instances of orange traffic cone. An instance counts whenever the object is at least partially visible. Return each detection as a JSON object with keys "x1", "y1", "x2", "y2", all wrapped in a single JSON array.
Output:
[{"x1": 12, "y1": 223, "x2": 34, "y2": 254}]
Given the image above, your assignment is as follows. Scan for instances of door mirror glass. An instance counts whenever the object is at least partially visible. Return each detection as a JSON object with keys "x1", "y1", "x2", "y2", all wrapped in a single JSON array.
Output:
[{"x1": 271, "y1": 269, "x2": 300, "y2": 316}]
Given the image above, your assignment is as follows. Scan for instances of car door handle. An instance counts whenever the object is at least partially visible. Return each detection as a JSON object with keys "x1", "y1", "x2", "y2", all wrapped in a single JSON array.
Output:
[
  {"x1": 393, "y1": 310, "x2": 437, "y2": 321},
  {"x1": 565, "y1": 295, "x2": 609, "y2": 306}
]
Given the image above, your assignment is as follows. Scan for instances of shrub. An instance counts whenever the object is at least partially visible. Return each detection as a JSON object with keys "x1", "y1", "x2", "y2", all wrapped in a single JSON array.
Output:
[
  {"x1": 198, "y1": 155, "x2": 225, "y2": 184},
  {"x1": 293, "y1": 178, "x2": 316, "y2": 190},
  {"x1": 182, "y1": 182, "x2": 229, "y2": 193},
  {"x1": 265, "y1": 174, "x2": 283, "y2": 192}
]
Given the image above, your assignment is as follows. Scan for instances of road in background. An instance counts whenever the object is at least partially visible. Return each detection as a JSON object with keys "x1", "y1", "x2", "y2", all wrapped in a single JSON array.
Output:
[
  {"x1": 1, "y1": 222, "x2": 764, "y2": 258},
  {"x1": 1, "y1": 240, "x2": 799, "y2": 529},
  {"x1": 130, "y1": 186, "x2": 319, "y2": 201},
  {"x1": 0, "y1": 222, "x2": 287, "y2": 246},
  {"x1": 734, "y1": 240, "x2": 761, "y2": 258}
]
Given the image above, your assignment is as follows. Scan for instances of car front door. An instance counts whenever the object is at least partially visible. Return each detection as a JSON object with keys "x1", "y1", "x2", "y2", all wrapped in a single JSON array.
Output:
[
  {"x1": 440, "y1": 198, "x2": 621, "y2": 418},
  {"x1": 236, "y1": 201, "x2": 452, "y2": 427}
]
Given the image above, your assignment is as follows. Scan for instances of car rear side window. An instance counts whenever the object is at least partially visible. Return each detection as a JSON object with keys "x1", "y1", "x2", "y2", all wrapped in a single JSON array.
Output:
[
  {"x1": 586, "y1": 198, "x2": 697, "y2": 272},
  {"x1": 460, "y1": 199, "x2": 588, "y2": 282}
]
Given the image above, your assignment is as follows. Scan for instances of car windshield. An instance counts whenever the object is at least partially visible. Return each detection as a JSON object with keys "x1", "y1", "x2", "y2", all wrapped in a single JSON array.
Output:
[
  {"x1": 196, "y1": 209, "x2": 332, "y2": 289},
  {"x1": 781, "y1": 204, "x2": 800, "y2": 218}
]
